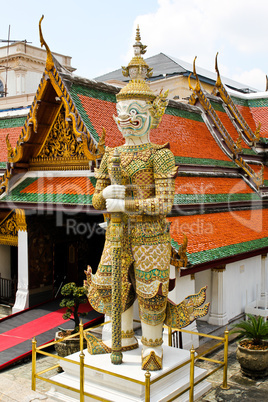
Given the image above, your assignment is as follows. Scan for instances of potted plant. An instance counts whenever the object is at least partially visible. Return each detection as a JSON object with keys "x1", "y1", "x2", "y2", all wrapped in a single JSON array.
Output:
[
  {"x1": 231, "y1": 314, "x2": 268, "y2": 378},
  {"x1": 54, "y1": 282, "x2": 88, "y2": 358}
]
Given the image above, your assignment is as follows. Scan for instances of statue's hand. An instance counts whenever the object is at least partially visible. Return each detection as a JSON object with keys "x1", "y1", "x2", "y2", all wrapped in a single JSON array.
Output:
[
  {"x1": 106, "y1": 199, "x2": 125, "y2": 212},
  {"x1": 103, "y1": 184, "x2": 125, "y2": 200}
]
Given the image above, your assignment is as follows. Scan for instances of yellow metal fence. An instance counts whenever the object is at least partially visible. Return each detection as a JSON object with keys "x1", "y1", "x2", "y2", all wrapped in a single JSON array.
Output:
[{"x1": 32, "y1": 321, "x2": 229, "y2": 402}]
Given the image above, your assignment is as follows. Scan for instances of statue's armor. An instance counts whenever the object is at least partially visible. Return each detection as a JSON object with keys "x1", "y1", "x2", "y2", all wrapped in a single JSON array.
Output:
[{"x1": 88, "y1": 142, "x2": 177, "y2": 326}]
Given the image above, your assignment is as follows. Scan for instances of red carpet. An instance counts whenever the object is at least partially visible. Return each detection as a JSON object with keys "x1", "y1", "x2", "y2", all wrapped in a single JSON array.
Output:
[
  {"x1": 0, "y1": 300, "x2": 103, "y2": 370},
  {"x1": 0, "y1": 304, "x2": 91, "y2": 352}
]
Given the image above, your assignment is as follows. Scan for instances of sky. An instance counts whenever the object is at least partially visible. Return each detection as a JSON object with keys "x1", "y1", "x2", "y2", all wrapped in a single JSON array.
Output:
[{"x1": 1, "y1": 0, "x2": 268, "y2": 91}]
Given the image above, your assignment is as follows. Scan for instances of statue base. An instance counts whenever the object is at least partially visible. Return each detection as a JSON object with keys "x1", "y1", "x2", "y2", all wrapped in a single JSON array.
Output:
[{"x1": 47, "y1": 342, "x2": 211, "y2": 401}]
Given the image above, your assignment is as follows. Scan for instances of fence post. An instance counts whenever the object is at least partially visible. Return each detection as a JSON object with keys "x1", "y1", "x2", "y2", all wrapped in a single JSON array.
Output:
[
  {"x1": 145, "y1": 370, "x2": 151, "y2": 402},
  {"x1": 31, "y1": 337, "x2": 37, "y2": 391},
  {"x1": 80, "y1": 350, "x2": 85, "y2": 402},
  {"x1": 189, "y1": 345, "x2": 195, "y2": 402},
  {"x1": 79, "y1": 317, "x2": 85, "y2": 402},
  {"x1": 79, "y1": 319, "x2": 84, "y2": 352},
  {"x1": 221, "y1": 328, "x2": 230, "y2": 389},
  {"x1": 168, "y1": 326, "x2": 172, "y2": 347}
]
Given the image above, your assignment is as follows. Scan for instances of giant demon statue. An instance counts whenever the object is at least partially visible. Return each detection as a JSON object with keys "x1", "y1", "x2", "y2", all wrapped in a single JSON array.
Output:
[{"x1": 85, "y1": 28, "x2": 209, "y2": 371}]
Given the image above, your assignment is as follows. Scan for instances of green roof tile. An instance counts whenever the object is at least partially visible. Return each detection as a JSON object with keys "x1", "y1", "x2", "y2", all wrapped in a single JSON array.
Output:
[
  {"x1": 175, "y1": 156, "x2": 237, "y2": 168},
  {"x1": 171, "y1": 237, "x2": 268, "y2": 266},
  {"x1": 0, "y1": 116, "x2": 26, "y2": 129},
  {"x1": 1, "y1": 177, "x2": 94, "y2": 206}
]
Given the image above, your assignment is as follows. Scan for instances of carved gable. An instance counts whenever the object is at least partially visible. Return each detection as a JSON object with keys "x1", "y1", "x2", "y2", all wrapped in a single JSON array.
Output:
[{"x1": 29, "y1": 108, "x2": 90, "y2": 170}]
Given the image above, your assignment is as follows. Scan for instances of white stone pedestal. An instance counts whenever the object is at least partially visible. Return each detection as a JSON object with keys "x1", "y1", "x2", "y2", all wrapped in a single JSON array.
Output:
[{"x1": 48, "y1": 343, "x2": 211, "y2": 402}]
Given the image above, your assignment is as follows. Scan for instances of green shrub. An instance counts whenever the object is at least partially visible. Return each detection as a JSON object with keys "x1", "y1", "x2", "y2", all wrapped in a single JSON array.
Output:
[
  {"x1": 59, "y1": 282, "x2": 88, "y2": 333},
  {"x1": 231, "y1": 314, "x2": 268, "y2": 345}
]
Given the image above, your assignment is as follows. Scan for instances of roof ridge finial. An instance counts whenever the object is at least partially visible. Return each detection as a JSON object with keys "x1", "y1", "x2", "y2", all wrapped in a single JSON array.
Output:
[
  {"x1": 39, "y1": 15, "x2": 54, "y2": 71},
  {"x1": 134, "y1": 25, "x2": 147, "y2": 56},
  {"x1": 120, "y1": 25, "x2": 152, "y2": 84},
  {"x1": 135, "y1": 25, "x2": 141, "y2": 42},
  {"x1": 117, "y1": 26, "x2": 169, "y2": 128}
]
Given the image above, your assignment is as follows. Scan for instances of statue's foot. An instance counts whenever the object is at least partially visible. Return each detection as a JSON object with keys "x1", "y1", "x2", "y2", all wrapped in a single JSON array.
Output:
[
  {"x1": 84, "y1": 332, "x2": 139, "y2": 355},
  {"x1": 84, "y1": 333, "x2": 111, "y2": 355},
  {"x1": 141, "y1": 350, "x2": 163, "y2": 371}
]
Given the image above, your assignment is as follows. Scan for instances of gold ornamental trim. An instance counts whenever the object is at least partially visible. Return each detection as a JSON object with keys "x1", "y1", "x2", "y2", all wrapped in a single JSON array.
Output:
[
  {"x1": 0, "y1": 235, "x2": 18, "y2": 246},
  {"x1": 15, "y1": 209, "x2": 27, "y2": 232},
  {"x1": 0, "y1": 166, "x2": 12, "y2": 195},
  {"x1": 5, "y1": 17, "x2": 104, "y2": 174},
  {"x1": 0, "y1": 211, "x2": 18, "y2": 246},
  {"x1": 29, "y1": 108, "x2": 91, "y2": 170},
  {"x1": 39, "y1": 16, "x2": 54, "y2": 71},
  {"x1": 188, "y1": 56, "x2": 264, "y2": 190},
  {"x1": 45, "y1": 66, "x2": 100, "y2": 160},
  {"x1": 6, "y1": 73, "x2": 51, "y2": 164},
  {"x1": 170, "y1": 234, "x2": 188, "y2": 270},
  {"x1": 212, "y1": 53, "x2": 261, "y2": 146}
]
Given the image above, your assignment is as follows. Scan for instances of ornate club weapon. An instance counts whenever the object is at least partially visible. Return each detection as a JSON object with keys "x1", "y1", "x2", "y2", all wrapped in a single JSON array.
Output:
[{"x1": 109, "y1": 149, "x2": 123, "y2": 364}]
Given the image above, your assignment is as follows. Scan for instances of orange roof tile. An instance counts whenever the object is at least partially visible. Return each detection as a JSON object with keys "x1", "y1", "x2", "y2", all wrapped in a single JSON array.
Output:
[
  {"x1": 250, "y1": 106, "x2": 268, "y2": 137},
  {"x1": 236, "y1": 105, "x2": 257, "y2": 133},
  {"x1": 21, "y1": 177, "x2": 95, "y2": 196},
  {"x1": 175, "y1": 177, "x2": 254, "y2": 195},
  {"x1": 152, "y1": 115, "x2": 231, "y2": 161},
  {"x1": 77, "y1": 93, "x2": 231, "y2": 162},
  {"x1": 78, "y1": 95, "x2": 124, "y2": 148},
  {"x1": 215, "y1": 110, "x2": 251, "y2": 149},
  {"x1": 168, "y1": 208, "x2": 268, "y2": 255}
]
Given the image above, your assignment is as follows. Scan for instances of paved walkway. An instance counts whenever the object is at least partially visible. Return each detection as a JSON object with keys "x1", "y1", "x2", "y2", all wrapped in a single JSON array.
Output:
[
  {"x1": 196, "y1": 341, "x2": 268, "y2": 401},
  {"x1": 0, "y1": 349, "x2": 57, "y2": 401},
  {"x1": 0, "y1": 337, "x2": 267, "y2": 401}
]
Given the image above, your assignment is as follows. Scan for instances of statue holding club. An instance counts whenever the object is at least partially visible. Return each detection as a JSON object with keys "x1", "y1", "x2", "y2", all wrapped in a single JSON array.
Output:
[{"x1": 84, "y1": 27, "x2": 209, "y2": 371}]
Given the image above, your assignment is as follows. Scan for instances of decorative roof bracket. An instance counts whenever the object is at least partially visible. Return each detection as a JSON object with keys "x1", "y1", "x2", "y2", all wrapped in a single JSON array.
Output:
[
  {"x1": 212, "y1": 53, "x2": 261, "y2": 146},
  {"x1": 189, "y1": 56, "x2": 264, "y2": 190}
]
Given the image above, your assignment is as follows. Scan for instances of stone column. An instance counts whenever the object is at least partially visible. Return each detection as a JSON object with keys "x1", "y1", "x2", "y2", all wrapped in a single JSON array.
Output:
[
  {"x1": 261, "y1": 254, "x2": 267, "y2": 298},
  {"x1": 208, "y1": 268, "x2": 228, "y2": 326},
  {"x1": 260, "y1": 254, "x2": 268, "y2": 309},
  {"x1": 15, "y1": 70, "x2": 26, "y2": 95},
  {"x1": 12, "y1": 210, "x2": 29, "y2": 313}
]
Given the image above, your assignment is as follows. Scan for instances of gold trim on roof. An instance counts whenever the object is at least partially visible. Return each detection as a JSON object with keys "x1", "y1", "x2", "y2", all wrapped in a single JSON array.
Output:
[
  {"x1": 170, "y1": 234, "x2": 188, "y2": 270},
  {"x1": 0, "y1": 167, "x2": 11, "y2": 195},
  {"x1": 4, "y1": 17, "x2": 103, "y2": 175},
  {"x1": 212, "y1": 53, "x2": 261, "y2": 145},
  {"x1": 6, "y1": 74, "x2": 49, "y2": 164},
  {"x1": 0, "y1": 211, "x2": 18, "y2": 246},
  {"x1": 189, "y1": 56, "x2": 264, "y2": 190},
  {"x1": 16, "y1": 209, "x2": 27, "y2": 232},
  {"x1": 6, "y1": 134, "x2": 14, "y2": 160},
  {"x1": 30, "y1": 108, "x2": 91, "y2": 170},
  {"x1": 39, "y1": 15, "x2": 54, "y2": 71}
]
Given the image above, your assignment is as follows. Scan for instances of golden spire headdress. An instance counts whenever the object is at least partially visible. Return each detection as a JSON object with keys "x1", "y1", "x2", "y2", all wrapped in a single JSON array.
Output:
[{"x1": 117, "y1": 26, "x2": 168, "y2": 128}]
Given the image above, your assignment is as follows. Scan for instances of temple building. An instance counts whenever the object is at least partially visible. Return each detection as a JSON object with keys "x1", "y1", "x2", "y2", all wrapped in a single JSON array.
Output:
[
  {"x1": 0, "y1": 40, "x2": 74, "y2": 104},
  {"x1": 0, "y1": 26, "x2": 268, "y2": 348},
  {"x1": 95, "y1": 52, "x2": 259, "y2": 101}
]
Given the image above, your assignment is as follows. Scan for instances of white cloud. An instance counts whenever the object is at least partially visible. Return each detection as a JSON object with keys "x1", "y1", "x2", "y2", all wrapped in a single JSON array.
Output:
[
  {"x1": 232, "y1": 69, "x2": 266, "y2": 92},
  {"x1": 131, "y1": 0, "x2": 268, "y2": 91}
]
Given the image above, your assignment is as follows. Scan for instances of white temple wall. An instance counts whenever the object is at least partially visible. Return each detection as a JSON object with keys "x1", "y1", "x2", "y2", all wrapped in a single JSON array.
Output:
[
  {"x1": 0, "y1": 245, "x2": 11, "y2": 279},
  {"x1": 193, "y1": 255, "x2": 264, "y2": 326},
  {"x1": 225, "y1": 255, "x2": 262, "y2": 320}
]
